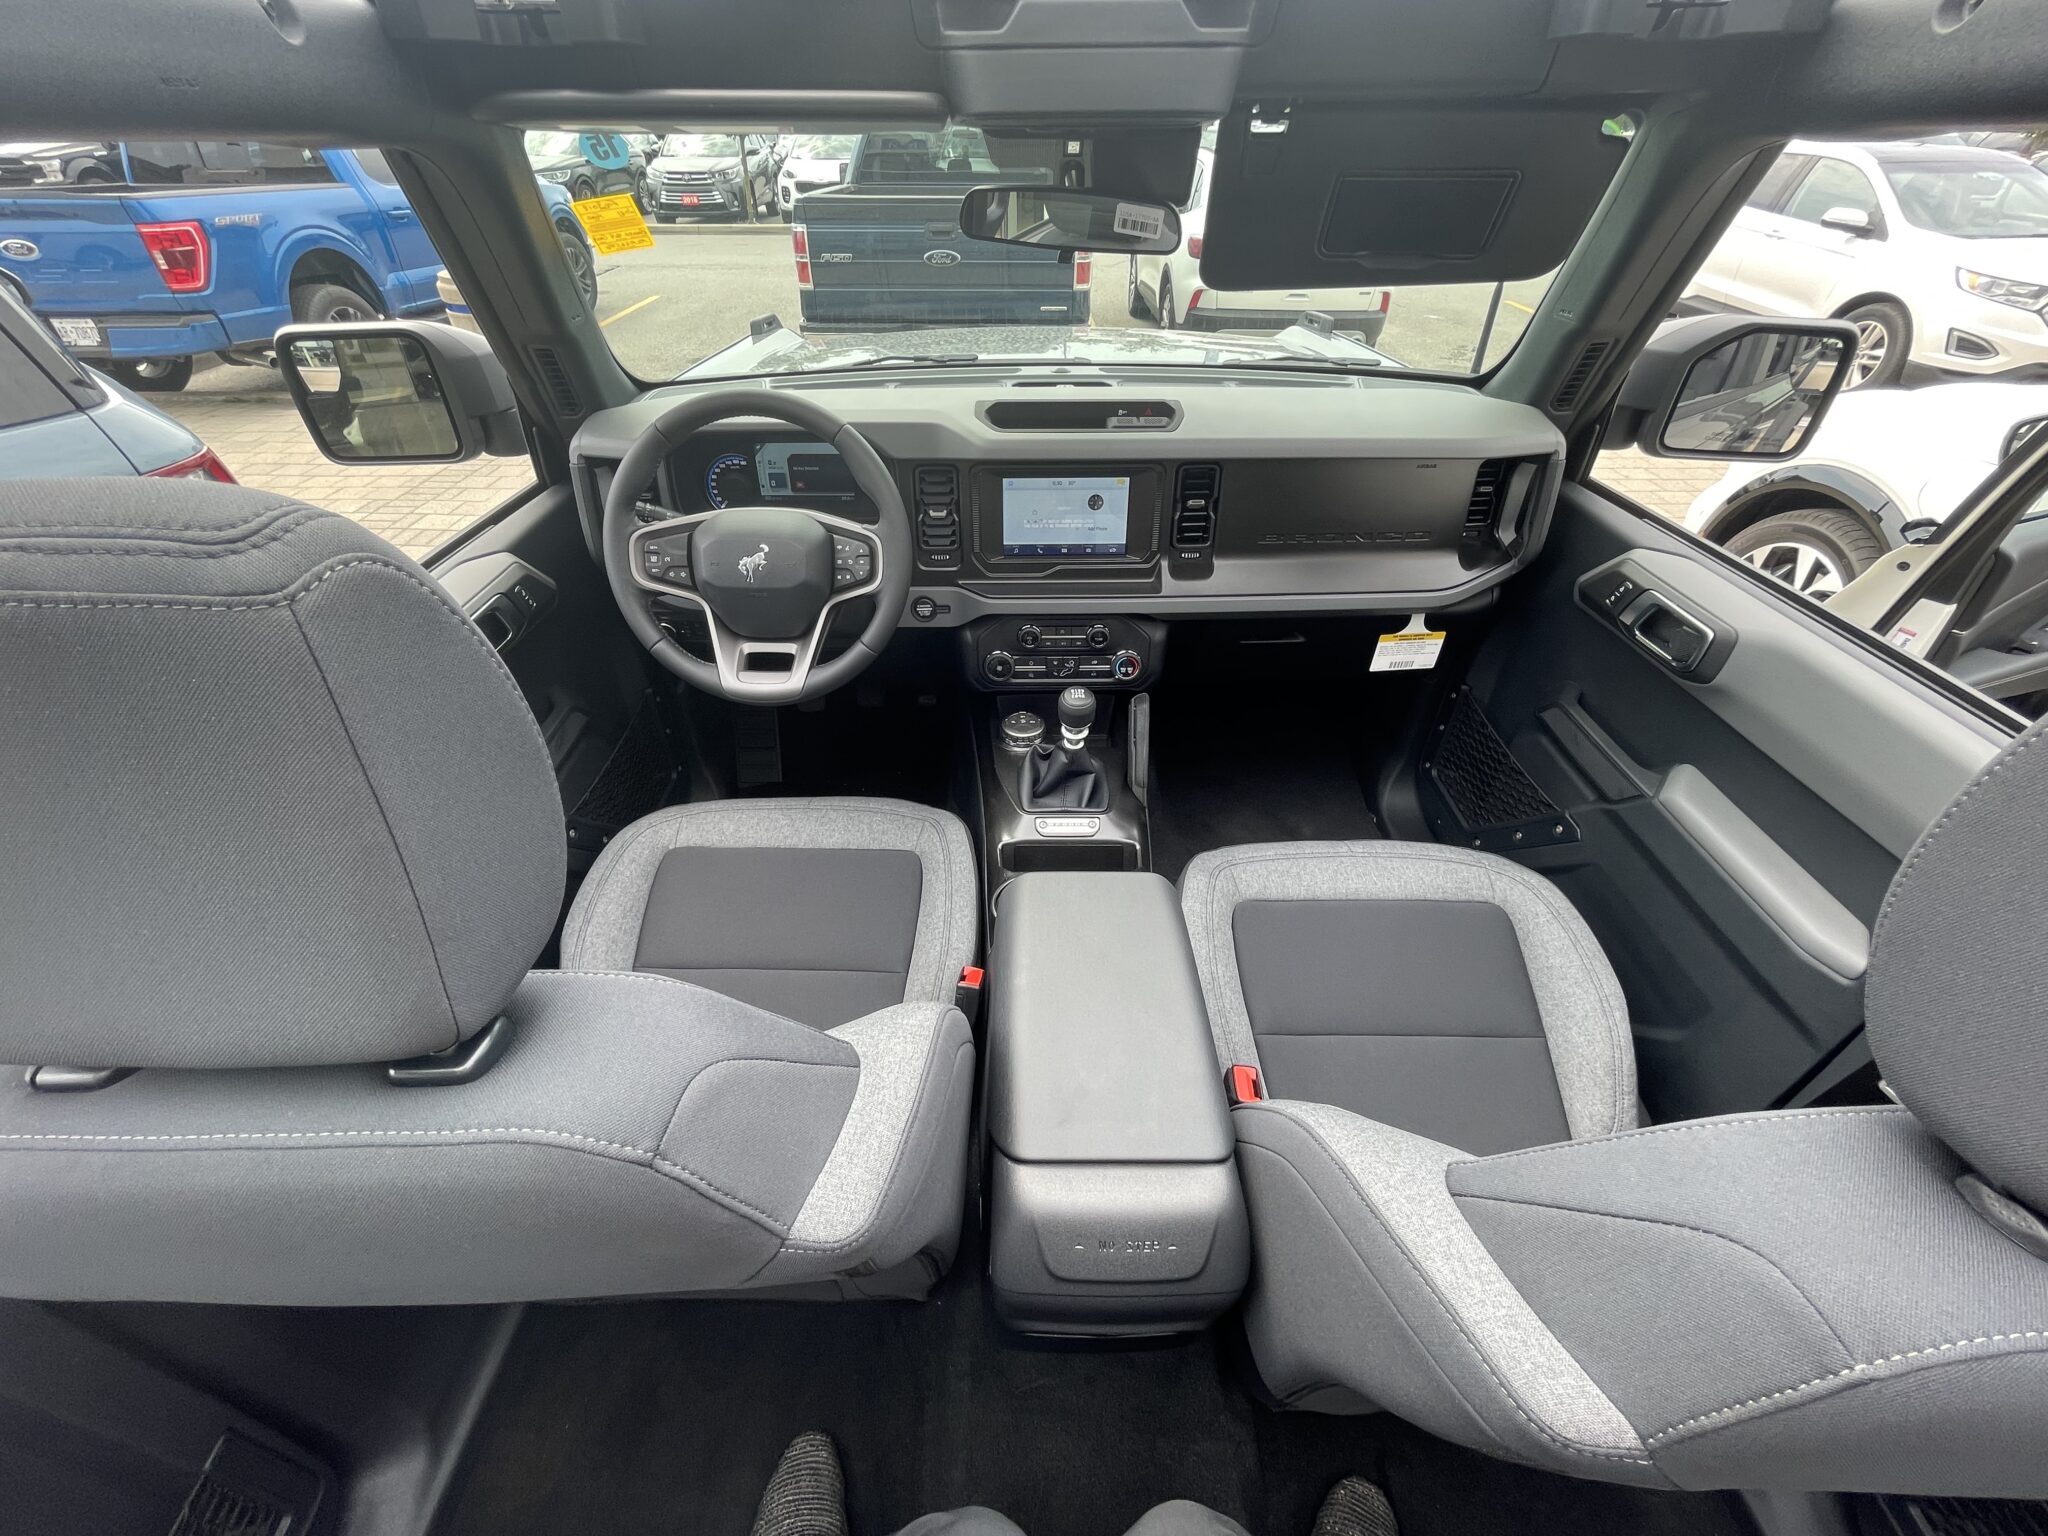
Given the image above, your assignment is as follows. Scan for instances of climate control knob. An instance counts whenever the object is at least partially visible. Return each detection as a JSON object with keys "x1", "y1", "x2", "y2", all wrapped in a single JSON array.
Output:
[
  {"x1": 1017, "y1": 624, "x2": 1043, "y2": 650},
  {"x1": 1085, "y1": 623, "x2": 1111, "y2": 651},
  {"x1": 1112, "y1": 650, "x2": 1143, "y2": 682},
  {"x1": 984, "y1": 651, "x2": 1016, "y2": 683}
]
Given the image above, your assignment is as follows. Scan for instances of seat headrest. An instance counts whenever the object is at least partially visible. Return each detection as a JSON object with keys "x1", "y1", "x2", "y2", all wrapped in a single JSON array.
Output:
[
  {"x1": 0, "y1": 479, "x2": 565, "y2": 1070},
  {"x1": 1868, "y1": 713, "x2": 2048, "y2": 1210}
]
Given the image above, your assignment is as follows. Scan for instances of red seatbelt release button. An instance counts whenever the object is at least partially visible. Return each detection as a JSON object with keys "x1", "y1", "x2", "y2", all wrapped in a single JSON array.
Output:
[
  {"x1": 1227, "y1": 1064, "x2": 1264, "y2": 1105},
  {"x1": 955, "y1": 965, "x2": 985, "y2": 1023}
]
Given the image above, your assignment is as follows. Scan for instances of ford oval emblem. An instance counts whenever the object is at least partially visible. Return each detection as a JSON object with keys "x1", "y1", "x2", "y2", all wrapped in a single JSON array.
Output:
[
  {"x1": 0, "y1": 238, "x2": 39, "y2": 261},
  {"x1": 922, "y1": 248, "x2": 962, "y2": 267}
]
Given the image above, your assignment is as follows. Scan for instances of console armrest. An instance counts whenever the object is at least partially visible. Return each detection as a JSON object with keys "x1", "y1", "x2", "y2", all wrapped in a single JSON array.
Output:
[{"x1": 986, "y1": 872, "x2": 1248, "y2": 1336}]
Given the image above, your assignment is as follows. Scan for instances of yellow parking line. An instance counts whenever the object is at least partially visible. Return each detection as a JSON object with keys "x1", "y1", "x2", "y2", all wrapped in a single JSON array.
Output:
[
  {"x1": 600, "y1": 294, "x2": 661, "y2": 329},
  {"x1": 1503, "y1": 297, "x2": 1534, "y2": 315}
]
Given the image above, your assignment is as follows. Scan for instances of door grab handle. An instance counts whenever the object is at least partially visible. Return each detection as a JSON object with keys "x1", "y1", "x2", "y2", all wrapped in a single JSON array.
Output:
[{"x1": 1658, "y1": 764, "x2": 1869, "y2": 980}]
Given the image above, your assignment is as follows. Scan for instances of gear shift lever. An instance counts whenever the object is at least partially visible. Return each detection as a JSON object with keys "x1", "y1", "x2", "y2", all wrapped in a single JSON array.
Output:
[
  {"x1": 1057, "y1": 686, "x2": 1096, "y2": 751},
  {"x1": 1026, "y1": 686, "x2": 1108, "y2": 811}
]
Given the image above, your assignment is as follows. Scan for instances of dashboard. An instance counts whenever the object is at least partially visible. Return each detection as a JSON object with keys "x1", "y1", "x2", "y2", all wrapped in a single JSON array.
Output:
[{"x1": 572, "y1": 369, "x2": 1566, "y2": 630}]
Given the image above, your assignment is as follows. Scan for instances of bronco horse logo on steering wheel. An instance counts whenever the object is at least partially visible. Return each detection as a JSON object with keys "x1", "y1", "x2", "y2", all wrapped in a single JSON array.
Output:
[{"x1": 737, "y1": 543, "x2": 770, "y2": 584}]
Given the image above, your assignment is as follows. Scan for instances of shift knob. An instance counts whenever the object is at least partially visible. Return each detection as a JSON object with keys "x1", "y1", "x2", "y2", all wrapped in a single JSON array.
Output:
[{"x1": 1058, "y1": 686, "x2": 1096, "y2": 747}]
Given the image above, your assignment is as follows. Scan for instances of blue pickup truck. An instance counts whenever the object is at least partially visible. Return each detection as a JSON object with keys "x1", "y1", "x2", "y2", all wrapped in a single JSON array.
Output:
[{"x1": 0, "y1": 141, "x2": 595, "y2": 393}]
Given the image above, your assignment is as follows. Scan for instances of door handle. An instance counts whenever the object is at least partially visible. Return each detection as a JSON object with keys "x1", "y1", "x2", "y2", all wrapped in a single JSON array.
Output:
[{"x1": 1618, "y1": 590, "x2": 1717, "y2": 675}]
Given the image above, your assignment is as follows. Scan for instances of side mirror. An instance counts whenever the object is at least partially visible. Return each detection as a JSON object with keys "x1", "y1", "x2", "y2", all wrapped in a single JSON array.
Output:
[
  {"x1": 959, "y1": 185, "x2": 1182, "y2": 254},
  {"x1": 1818, "y1": 206, "x2": 1876, "y2": 237},
  {"x1": 275, "y1": 320, "x2": 523, "y2": 465},
  {"x1": 1607, "y1": 315, "x2": 1857, "y2": 461}
]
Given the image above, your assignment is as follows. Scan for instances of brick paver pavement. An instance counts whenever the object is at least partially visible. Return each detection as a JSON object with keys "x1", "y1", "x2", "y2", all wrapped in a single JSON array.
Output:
[
  {"x1": 160, "y1": 364, "x2": 535, "y2": 559},
  {"x1": 161, "y1": 362, "x2": 1725, "y2": 561}
]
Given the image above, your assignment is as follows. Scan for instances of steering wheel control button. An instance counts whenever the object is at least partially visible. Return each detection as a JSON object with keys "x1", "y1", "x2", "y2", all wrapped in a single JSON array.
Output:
[
  {"x1": 830, "y1": 533, "x2": 874, "y2": 591},
  {"x1": 1033, "y1": 816, "x2": 1102, "y2": 838},
  {"x1": 1112, "y1": 650, "x2": 1143, "y2": 681},
  {"x1": 1002, "y1": 711, "x2": 1046, "y2": 751}
]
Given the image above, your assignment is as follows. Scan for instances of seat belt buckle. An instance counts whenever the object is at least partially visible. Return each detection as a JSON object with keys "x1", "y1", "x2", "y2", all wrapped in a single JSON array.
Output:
[
  {"x1": 955, "y1": 965, "x2": 985, "y2": 1025},
  {"x1": 1226, "y1": 1064, "x2": 1264, "y2": 1105}
]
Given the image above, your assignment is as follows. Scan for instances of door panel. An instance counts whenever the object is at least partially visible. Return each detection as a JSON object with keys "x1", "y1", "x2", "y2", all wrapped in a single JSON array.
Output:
[{"x1": 1436, "y1": 483, "x2": 2005, "y2": 1120}]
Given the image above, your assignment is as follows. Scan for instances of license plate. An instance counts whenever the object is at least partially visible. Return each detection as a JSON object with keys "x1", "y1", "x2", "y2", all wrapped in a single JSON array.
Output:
[
  {"x1": 678, "y1": 194, "x2": 700, "y2": 207},
  {"x1": 52, "y1": 318, "x2": 100, "y2": 348}
]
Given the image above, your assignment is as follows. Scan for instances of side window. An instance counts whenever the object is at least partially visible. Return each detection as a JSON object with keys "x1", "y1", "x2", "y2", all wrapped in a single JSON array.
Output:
[
  {"x1": 1745, "y1": 152, "x2": 1813, "y2": 211},
  {"x1": 0, "y1": 331, "x2": 76, "y2": 431},
  {"x1": 355, "y1": 148, "x2": 401, "y2": 187},
  {"x1": 1781, "y1": 158, "x2": 1881, "y2": 227},
  {"x1": 1178, "y1": 162, "x2": 1206, "y2": 215},
  {"x1": 123, "y1": 140, "x2": 204, "y2": 184}
]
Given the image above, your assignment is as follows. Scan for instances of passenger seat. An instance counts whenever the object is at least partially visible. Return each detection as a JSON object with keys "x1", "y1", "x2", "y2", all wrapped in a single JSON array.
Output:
[{"x1": 1180, "y1": 830, "x2": 2048, "y2": 1496}]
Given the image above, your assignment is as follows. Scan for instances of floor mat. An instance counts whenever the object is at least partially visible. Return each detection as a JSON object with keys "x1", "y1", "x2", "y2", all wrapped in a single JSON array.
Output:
[
  {"x1": 1148, "y1": 684, "x2": 1383, "y2": 882},
  {"x1": 432, "y1": 1271, "x2": 1755, "y2": 1536}
]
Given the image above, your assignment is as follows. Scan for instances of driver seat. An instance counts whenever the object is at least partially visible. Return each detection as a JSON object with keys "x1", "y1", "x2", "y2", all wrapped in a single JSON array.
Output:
[{"x1": 0, "y1": 481, "x2": 978, "y2": 1306}]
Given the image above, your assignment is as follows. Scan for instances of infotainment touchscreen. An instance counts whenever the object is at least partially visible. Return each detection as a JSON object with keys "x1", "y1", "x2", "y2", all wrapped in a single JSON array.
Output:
[{"x1": 1000, "y1": 475, "x2": 1131, "y2": 557}]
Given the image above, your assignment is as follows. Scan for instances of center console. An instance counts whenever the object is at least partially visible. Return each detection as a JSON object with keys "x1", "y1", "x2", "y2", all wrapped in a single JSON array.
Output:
[{"x1": 986, "y1": 872, "x2": 1250, "y2": 1336}]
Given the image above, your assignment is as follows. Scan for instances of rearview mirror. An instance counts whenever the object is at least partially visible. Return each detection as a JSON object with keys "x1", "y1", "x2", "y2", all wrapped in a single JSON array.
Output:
[
  {"x1": 275, "y1": 320, "x2": 523, "y2": 465},
  {"x1": 959, "y1": 186, "x2": 1182, "y2": 254},
  {"x1": 1609, "y1": 316, "x2": 1857, "y2": 461}
]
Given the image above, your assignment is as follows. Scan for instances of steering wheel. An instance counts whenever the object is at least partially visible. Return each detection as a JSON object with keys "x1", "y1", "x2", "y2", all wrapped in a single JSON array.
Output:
[{"x1": 602, "y1": 389, "x2": 912, "y2": 704}]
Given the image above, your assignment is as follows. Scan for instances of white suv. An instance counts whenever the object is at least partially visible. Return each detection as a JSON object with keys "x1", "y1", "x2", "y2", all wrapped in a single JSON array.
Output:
[
  {"x1": 1128, "y1": 147, "x2": 1389, "y2": 343},
  {"x1": 1685, "y1": 139, "x2": 2048, "y2": 388}
]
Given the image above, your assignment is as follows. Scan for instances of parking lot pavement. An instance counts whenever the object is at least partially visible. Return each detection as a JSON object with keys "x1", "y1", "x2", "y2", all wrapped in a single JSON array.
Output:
[{"x1": 157, "y1": 223, "x2": 1701, "y2": 557}]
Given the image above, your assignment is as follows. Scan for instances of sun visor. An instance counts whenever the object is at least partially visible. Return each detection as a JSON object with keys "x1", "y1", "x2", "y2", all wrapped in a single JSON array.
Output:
[{"x1": 1199, "y1": 105, "x2": 1630, "y2": 290}]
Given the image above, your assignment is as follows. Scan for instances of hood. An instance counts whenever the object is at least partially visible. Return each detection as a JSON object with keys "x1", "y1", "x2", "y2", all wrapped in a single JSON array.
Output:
[
  {"x1": 528, "y1": 151, "x2": 585, "y2": 174},
  {"x1": 783, "y1": 155, "x2": 849, "y2": 180},
  {"x1": 681, "y1": 321, "x2": 1398, "y2": 380},
  {"x1": 1948, "y1": 236, "x2": 2048, "y2": 274}
]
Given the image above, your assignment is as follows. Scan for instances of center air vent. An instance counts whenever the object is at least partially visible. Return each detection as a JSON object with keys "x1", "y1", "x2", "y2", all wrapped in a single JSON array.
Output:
[
  {"x1": 913, "y1": 464, "x2": 961, "y2": 570},
  {"x1": 1170, "y1": 464, "x2": 1220, "y2": 574},
  {"x1": 983, "y1": 399, "x2": 1179, "y2": 431}
]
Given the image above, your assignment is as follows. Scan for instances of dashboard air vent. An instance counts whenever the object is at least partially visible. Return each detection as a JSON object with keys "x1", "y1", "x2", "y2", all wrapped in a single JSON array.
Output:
[
  {"x1": 1172, "y1": 465, "x2": 1221, "y2": 569},
  {"x1": 1549, "y1": 340, "x2": 1609, "y2": 413},
  {"x1": 530, "y1": 346, "x2": 582, "y2": 417},
  {"x1": 1463, "y1": 460, "x2": 1507, "y2": 533},
  {"x1": 913, "y1": 464, "x2": 961, "y2": 568}
]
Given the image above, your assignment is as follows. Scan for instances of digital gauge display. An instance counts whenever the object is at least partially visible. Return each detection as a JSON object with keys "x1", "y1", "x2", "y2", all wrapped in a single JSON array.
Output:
[{"x1": 704, "y1": 442, "x2": 857, "y2": 508}]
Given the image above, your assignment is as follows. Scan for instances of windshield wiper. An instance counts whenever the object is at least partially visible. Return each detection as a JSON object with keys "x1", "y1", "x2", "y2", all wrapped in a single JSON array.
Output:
[{"x1": 785, "y1": 352, "x2": 982, "y2": 375}]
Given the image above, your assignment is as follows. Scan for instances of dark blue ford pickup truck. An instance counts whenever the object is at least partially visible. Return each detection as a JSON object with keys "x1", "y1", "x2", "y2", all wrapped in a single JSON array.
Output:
[
  {"x1": 0, "y1": 141, "x2": 445, "y2": 392},
  {"x1": 794, "y1": 128, "x2": 1085, "y2": 332}
]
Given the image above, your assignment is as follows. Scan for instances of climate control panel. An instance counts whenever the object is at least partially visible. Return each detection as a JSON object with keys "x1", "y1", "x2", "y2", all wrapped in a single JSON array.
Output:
[{"x1": 965, "y1": 617, "x2": 1164, "y2": 690}]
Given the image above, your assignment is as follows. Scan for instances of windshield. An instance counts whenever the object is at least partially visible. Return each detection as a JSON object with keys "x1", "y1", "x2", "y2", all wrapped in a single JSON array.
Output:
[
  {"x1": 790, "y1": 135, "x2": 859, "y2": 160},
  {"x1": 1881, "y1": 157, "x2": 2048, "y2": 238},
  {"x1": 538, "y1": 120, "x2": 1598, "y2": 385},
  {"x1": 523, "y1": 131, "x2": 583, "y2": 160},
  {"x1": 661, "y1": 133, "x2": 743, "y2": 158}
]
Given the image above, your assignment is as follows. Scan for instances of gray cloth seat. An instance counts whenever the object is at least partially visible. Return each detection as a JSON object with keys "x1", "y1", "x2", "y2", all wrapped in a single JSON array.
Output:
[
  {"x1": 1182, "y1": 827, "x2": 2048, "y2": 1497},
  {"x1": 562, "y1": 798, "x2": 978, "y2": 1030},
  {"x1": 0, "y1": 480, "x2": 978, "y2": 1305}
]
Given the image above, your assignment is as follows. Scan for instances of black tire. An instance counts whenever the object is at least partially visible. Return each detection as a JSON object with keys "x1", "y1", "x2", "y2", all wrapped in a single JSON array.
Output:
[
  {"x1": 633, "y1": 174, "x2": 655, "y2": 213},
  {"x1": 556, "y1": 222, "x2": 600, "y2": 309},
  {"x1": 569, "y1": 177, "x2": 595, "y2": 203},
  {"x1": 1126, "y1": 257, "x2": 1152, "y2": 320},
  {"x1": 1841, "y1": 300, "x2": 1910, "y2": 390},
  {"x1": 291, "y1": 282, "x2": 379, "y2": 327},
  {"x1": 1724, "y1": 506, "x2": 1886, "y2": 602},
  {"x1": 1156, "y1": 270, "x2": 1176, "y2": 330},
  {"x1": 105, "y1": 356, "x2": 194, "y2": 393}
]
